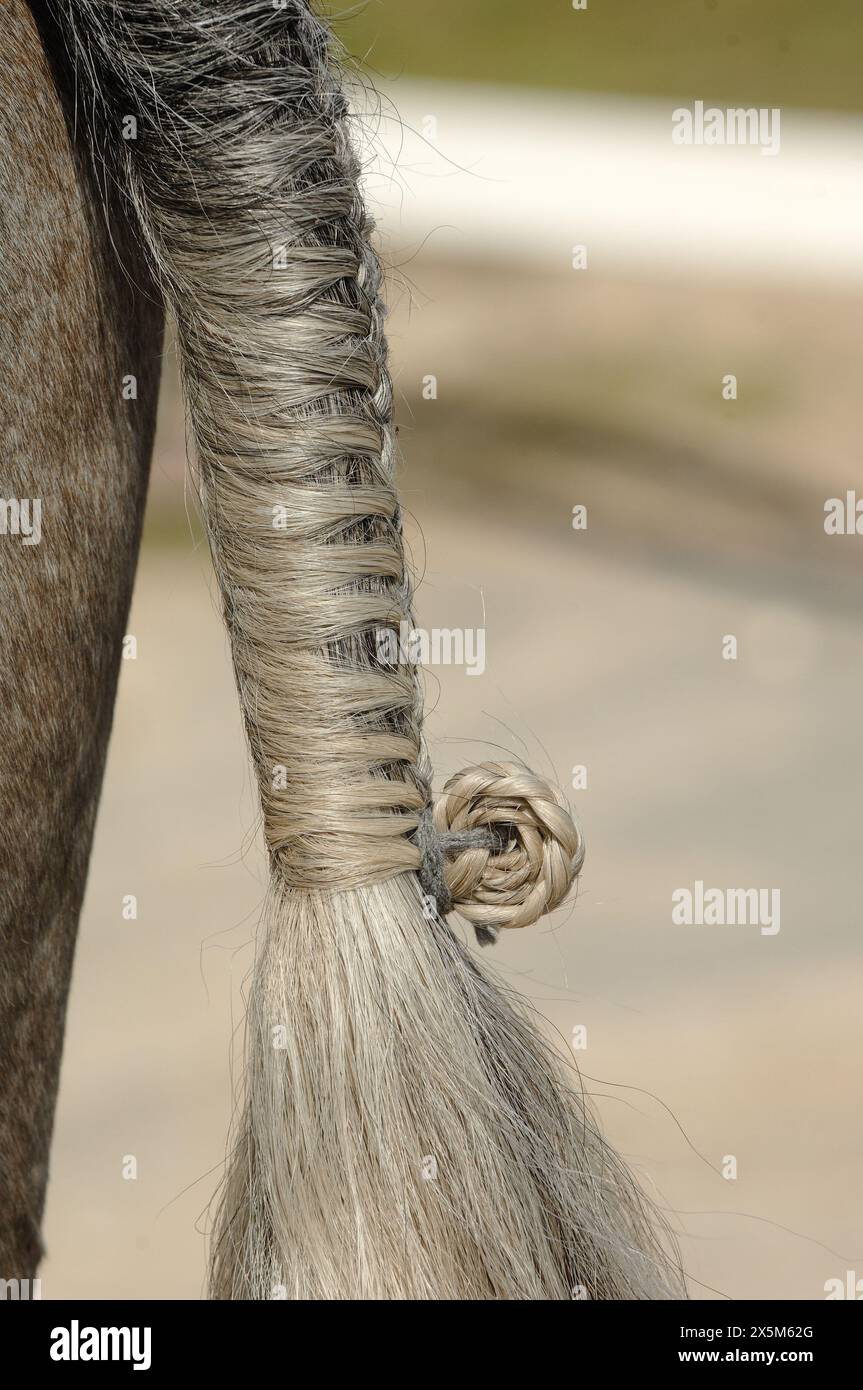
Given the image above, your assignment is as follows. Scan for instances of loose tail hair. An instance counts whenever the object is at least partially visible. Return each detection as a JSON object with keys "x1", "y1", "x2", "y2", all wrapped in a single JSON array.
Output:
[{"x1": 54, "y1": 0, "x2": 685, "y2": 1298}]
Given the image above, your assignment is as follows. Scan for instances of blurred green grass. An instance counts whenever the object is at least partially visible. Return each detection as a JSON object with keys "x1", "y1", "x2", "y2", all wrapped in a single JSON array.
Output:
[{"x1": 334, "y1": 0, "x2": 863, "y2": 112}]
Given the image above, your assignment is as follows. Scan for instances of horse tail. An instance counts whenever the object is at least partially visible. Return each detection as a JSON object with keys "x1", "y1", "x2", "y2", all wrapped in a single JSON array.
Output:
[{"x1": 52, "y1": 0, "x2": 683, "y2": 1298}]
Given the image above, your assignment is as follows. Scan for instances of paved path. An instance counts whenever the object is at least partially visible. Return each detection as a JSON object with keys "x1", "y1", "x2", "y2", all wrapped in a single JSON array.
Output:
[{"x1": 358, "y1": 80, "x2": 863, "y2": 283}]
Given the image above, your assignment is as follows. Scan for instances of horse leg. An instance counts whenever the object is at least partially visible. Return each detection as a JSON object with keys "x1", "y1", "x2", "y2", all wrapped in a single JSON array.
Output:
[{"x1": 0, "y1": 0, "x2": 162, "y2": 1278}]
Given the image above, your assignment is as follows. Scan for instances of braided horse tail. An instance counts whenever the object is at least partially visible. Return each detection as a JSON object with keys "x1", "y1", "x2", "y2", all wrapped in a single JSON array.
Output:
[{"x1": 53, "y1": 0, "x2": 683, "y2": 1298}]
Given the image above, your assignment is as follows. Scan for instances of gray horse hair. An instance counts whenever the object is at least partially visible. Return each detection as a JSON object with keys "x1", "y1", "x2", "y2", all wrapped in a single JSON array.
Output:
[{"x1": 50, "y1": 0, "x2": 685, "y2": 1298}]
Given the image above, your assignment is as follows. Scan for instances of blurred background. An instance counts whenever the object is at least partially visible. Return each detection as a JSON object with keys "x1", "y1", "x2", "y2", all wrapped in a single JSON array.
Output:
[{"x1": 43, "y1": 1, "x2": 863, "y2": 1299}]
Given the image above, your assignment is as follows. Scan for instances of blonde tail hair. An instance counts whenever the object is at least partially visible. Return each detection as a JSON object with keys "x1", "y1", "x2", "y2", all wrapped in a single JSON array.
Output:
[{"x1": 57, "y1": 0, "x2": 684, "y2": 1298}]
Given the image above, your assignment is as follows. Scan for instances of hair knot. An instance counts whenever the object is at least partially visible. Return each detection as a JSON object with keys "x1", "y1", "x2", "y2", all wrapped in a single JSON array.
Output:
[{"x1": 420, "y1": 762, "x2": 584, "y2": 942}]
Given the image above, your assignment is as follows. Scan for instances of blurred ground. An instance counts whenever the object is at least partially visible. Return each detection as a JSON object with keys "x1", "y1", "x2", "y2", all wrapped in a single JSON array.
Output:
[{"x1": 41, "y1": 260, "x2": 863, "y2": 1300}]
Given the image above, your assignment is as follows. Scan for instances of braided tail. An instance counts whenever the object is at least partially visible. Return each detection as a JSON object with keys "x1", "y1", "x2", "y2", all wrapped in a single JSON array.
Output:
[{"x1": 54, "y1": 0, "x2": 683, "y2": 1298}]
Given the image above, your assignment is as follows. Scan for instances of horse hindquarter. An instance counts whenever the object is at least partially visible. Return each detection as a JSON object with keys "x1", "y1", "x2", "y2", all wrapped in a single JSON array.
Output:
[{"x1": 0, "y1": 0, "x2": 162, "y2": 1277}]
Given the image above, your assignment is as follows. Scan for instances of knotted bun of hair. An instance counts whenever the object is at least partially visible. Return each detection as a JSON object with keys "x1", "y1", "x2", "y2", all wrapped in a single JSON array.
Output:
[{"x1": 417, "y1": 762, "x2": 584, "y2": 942}]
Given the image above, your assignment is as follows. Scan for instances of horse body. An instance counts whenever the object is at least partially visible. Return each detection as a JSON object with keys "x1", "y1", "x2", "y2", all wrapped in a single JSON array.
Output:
[{"x1": 0, "y1": 0, "x2": 162, "y2": 1276}]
